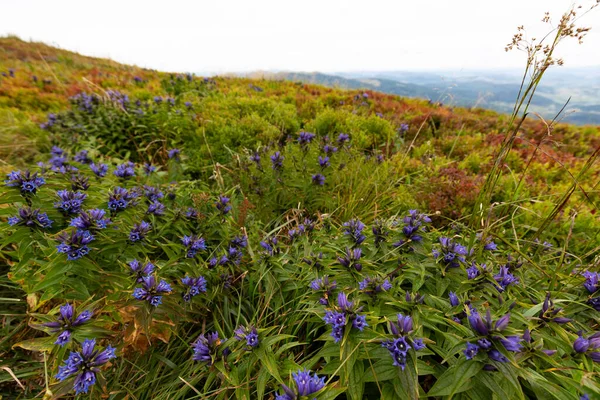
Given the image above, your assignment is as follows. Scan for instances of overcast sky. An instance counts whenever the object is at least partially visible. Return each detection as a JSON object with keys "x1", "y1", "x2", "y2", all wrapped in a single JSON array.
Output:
[{"x1": 1, "y1": 0, "x2": 599, "y2": 74}]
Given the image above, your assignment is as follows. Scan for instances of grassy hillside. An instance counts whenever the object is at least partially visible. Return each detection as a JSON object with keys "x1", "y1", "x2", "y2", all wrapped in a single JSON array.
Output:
[{"x1": 1, "y1": 36, "x2": 600, "y2": 399}]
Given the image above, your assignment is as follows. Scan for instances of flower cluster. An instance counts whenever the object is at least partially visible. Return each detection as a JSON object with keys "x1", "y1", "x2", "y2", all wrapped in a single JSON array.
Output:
[
  {"x1": 270, "y1": 151, "x2": 284, "y2": 171},
  {"x1": 182, "y1": 235, "x2": 206, "y2": 258},
  {"x1": 181, "y1": 276, "x2": 207, "y2": 302},
  {"x1": 132, "y1": 275, "x2": 172, "y2": 306},
  {"x1": 90, "y1": 163, "x2": 108, "y2": 177},
  {"x1": 582, "y1": 271, "x2": 600, "y2": 294},
  {"x1": 216, "y1": 195, "x2": 232, "y2": 215},
  {"x1": 382, "y1": 313, "x2": 426, "y2": 370},
  {"x1": 359, "y1": 276, "x2": 392, "y2": 296},
  {"x1": 337, "y1": 247, "x2": 363, "y2": 272},
  {"x1": 233, "y1": 325, "x2": 259, "y2": 349},
  {"x1": 432, "y1": 237, "x2": 468, "y2": 269},
  {"x1": 260, "y1": 236, "x2": 279, "y2": 256},
  {"x1": 43, "y1": 303, "x2": 92, "y2": 346},
  {"x1": 8, "y1": 207, "x2": 53, "y2": 229},
  {"x1": 493, "y1": 265, "x2": 519, "y2": 292},
  {"x1": 323, "y1": 292, "x2": 367, "y2": 343},
  {"x1": 70, "y1": 209, "x2": 110, "y2": 231},
  {"x1": 464, "y1": 308, "x2": 522, "y2": 364},
  {"x1": 57, "y1": 230, "x2": 94, "y2": 260},
  {"x1": 128, "y1": 259, "x2": 155, "y2": 283},
  {"x1": 113, "y1": 161, "x2": 135, "y2": 179},
  {"x1": 5, "y1": 170, "x2": 45, "y2": 194},
  {"x1": 275, "y1": 369, "x2": 326, "y2": 400},
  {"x1": 54, "y1": 190, "x2": 87, "y2": 215},
  {"x1": 108, "y1": 186, "x2": 139, "y2": 212},
  {"x1": 192, "y1": 332, "x2": 225, "y2": 365},
  {"x1": 129, "y1": 221, "x2": 151, "y2": 242},
  {"x1": 573, "y1": 332, "x2": 600, "y2": 363},
  {"x1": 310, "y1": 275, "x2": 337, "y2": 305},
  {"x1": 342, "y1": 218, "x2": 366, "y2": 245},
  {"x1": 394, "y1": 209, "x2": 431, "y2": 247},
  {"x1": 55, "y1": 339, "x2": 116, "y2": 395},
  {"x1": 298, "y1": 131, "x2": 316, "y2": 148}
]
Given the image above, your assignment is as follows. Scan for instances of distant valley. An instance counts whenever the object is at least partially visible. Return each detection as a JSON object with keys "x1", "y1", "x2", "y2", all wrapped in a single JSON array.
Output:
[{"x1": 244, "y1": 67, "x2": 600, "y2": 125}]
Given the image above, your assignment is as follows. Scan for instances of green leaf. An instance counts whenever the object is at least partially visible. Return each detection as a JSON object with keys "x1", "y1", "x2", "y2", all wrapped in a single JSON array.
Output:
[{"x1": 427, "y1": 359, "x2": 483, "y2": 397}]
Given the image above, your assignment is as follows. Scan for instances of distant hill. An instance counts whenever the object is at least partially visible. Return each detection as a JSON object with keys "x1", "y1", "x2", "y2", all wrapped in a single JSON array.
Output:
[{"x1": 247, "y1": 69, "x2": 600, "y2": 125}]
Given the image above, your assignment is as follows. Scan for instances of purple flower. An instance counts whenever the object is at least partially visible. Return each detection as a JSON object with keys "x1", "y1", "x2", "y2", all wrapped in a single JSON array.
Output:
[
  {"x1": 352, "y1": 314, "x2": 368, "y2": 331},
  {"x1": 311, "y1": 173, "x2": 325, "y2": 186},
  {"x1": 337, "y1": 133, "x2": 350, "y2": 144},
  {"x1": 5, "y1": 170, "x2": 45, "y2": 194},
  {"x1": 57, "y1": 230, "x2": 94, "y2": 260},
  {"x1": 250, "y1": 152, "x2": 261, "y2": 167},
  {"x1": 260, "y1": 236, "x2": 279, "y2": 256},
  {"x1": 292, "y1": 369, "x2": 325, "y2": 396},
  {"x1": 582, "y1": 271, "x2": 600, "y2": 294},
  {"x1": 113, "y1": 162, "x2": 135, "y2": 179},
  {"x1": 8, "y1": 207, "x2": 53, "y2": 229},
  {"x1": 464, "y1": 342, "x2": 479, "y2": 360},
  {"x1": 500, "y1": 336, "x2": 523, "y2": 352},
  {"x1": 132, "y1": 275, "x2": 172, "y2": 306},
  {"x1": 574, "y1": 334, "x2": 590, "y2": 353},
  {"x1": 434, "y1": 237, "x2": 468, "y2": 269},
  {"x1": 359, "y1": 276, "x2": 392, "y2": 295},
  {"x1": 298, "y1": 131, "x2": 316, "y2": 147},
  {"x1": 216, "y1": 196, "x2": 232, "y2": 215},
  {"x1": 182, "y1": 235, "x2": 206, "y2": 258},
  {"x1": 70, "y1": 209, "x2": 110, "y2": 231},
  {"x1": 488, "y1": 349, "x2": 508, "y2": 363},
  {"x1": 270, "y1": 151, "x2": 284, "y2": 171},
  {"x1": 128, "y1": 259, "x2": 156, "y2": 283},
  {"x1": 147, "y1": 201, "x2": 165, "y2": 216},
  {"x1": 54, "y1": 190, "x2": 87, "y2": 215},
  {"x1": 129, "y1": 221, "x2": 151, "y2": 242},
  {"x1": 342, "y1": 218, "x2": 366, "y2": 245},
  {"x1": 494, "y1": 265, "x2": 519, "y2": 292},
  {"x1": 73, "y1": 150, "x2": 91, "y2": 164},
  {"x1": 233, "y1": 325, "x2": 259, "y2": 349},
  {"x1": 449, "y1": 291, "x2": 460, "y2": 307},
  {"x1": 108, "y1": 186, "x2": 139, "y2": 212},
  {"x1": 192, "y1": 332, "x2": 223, "y2": 364},
  {"x1": 143, "y1": 163, "x2": 156, "y2": 175},
  {"x1": 466, "y1": 263, "x2": 481, "y2": 279},
  {"x1": 43, "y1": 304, "x2": 92, "y2": 346},
  {"x1": 168, "y1": 148, "x2": 181, "y2": 160},
  {"x1": 318, "y1": 156, "x2": 330, "y2": 169},
  {"x1": 55, "y1": 339, "x2": 116, "y2": 395},
  {"x1": 467, "y1": 309, "x2": 490, "y2": 336},
  {"x1": 90, "y1": 163, "x2": 108, "y2": 177},
  {"x1": 181, "y1": 275, "x2": 207, "y2": 301},
  {"x1": 323, "y1": 144, "x2": 338, "y2": 155}
]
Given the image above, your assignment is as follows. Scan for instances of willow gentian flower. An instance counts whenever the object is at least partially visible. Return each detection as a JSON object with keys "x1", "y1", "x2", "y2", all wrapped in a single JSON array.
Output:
[
  {"x1": 132, "y1": 275, "x2": 172, "y2": 306},
  {"x1": 433, "y1": 237, "x2": 467, "y2": 268},
  {"x1": 5, "y1": 170, "x2": 46, "y2": 194},
  {"x1": 311, "y1": 174, "x2": 325, "y2": 186},
  {"x1": 128, "y1": 259, "x2": 155, "y2": 283},
  {"x1": 342, "y1": 218, "x2": 366, "y2": 245},
  {"x1": 337, "y1": 247, "x2": 362, "y2": 271},
  {"x1": 168, "y1": 148, "x2": 180, "y2": 160},
  {"x1": 181, "y1": 276, "x2": 207, "y2": 302},
  {"x1": 359, "y1": 276, "x2": 392, "y2": 295},
  {"x1": 8, "y1": 207, "x2": 53, "y2": 229},
  {"x1": 43, "y1": 304, "x2": 92, "y2": 346},
  {"x1": 57, "y1": 230, "x2": 94, "y2": 260},
  {"x1": 192, "y1": 332, "x2": 224, "y2": 364},
  {"x1": 89, "y1": 163, "x2": 108, "y2": 177},
  {"x1": 216, "y1": 196, "x2": 231, "y2": 215},
  {"x1": 129, "y1": 221, "x2": 151, "y2": 242},
  {"x1": 55, "y1": 339, "x2": 116, "y2": 395},
  {"x1": 108, "y1": 186, "x2": 138, "y2": 212},
  {"x1": 55, "y1": 190, "x2": 87, "y2": 215},
  {"x1": 234, "y1": 325, "x2": 259, "y2": 349},
  {"x1": 113, "y1": 162, "x2": 135, "y2": 179},
  {"x1": 182, "y1": 235, "x2": 206, "y2": 258},
  {"x1": 270, "y1": 151, "x2": 284, "y2": 171}
]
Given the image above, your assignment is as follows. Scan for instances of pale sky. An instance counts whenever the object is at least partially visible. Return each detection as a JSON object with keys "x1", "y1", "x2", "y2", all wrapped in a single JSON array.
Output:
[{"x1": 1, "y1": 0, "x2": 599, "y2": 74}]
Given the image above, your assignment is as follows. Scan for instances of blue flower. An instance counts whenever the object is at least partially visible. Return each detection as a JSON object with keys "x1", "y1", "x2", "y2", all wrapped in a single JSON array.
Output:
[
  {"x1": 168, "y1": 148, "x2": 180, "y2": 160},
  {"x1": 433, "y1": 237, "x2": 468, "y2": 268},
  {"x1": 352, "y1": 314, "x2": 368, "y2": 331},
  {"x1": 129, "y1": 221, "x2": 151, "y2": 242},
  {"x1": 114, "y1": 162, "x2": 136, "y2": 179},
  {"x1": 359, "y1": 276, "x2": 392, "y2": 295},
  {"x1": 128, "y1": 259, "x2": 155, "y2": 283},
  {"x1": 8, "y1": 207, "x2": 53, "y2": 229},
  {"x1": 318, "y1": 156, "x2": 330, "y2": 169},
  {"x1": 488, "y1": 349, "x2": 509, "y2": 363},
  {"x1": 582, "y1": 271, "x2": 600, "y2": 294},
  {"x1": 337, "y1": 133, "x2": 350, "y2": 144},
  {"x1": 270, "y1": 151, "x2": 284, "y2": 171},
  {"x1": 54, "y1": 190, "x2": 87, "y2": 215},
  {"x1": 182, "y1": 235, "x2": 206, "y2": 258},
  {"x1": 73, "y1": 150, "x2": 91, "y2": 164},
  {"x1": 216, "y1": 196, "x2": 232, "y2": 215},
  {"x1": 43, "y1": 304, "x2": 92, "y2": 346},
  {"x1": 108, "y1": 187, "x2": 139, "y2": 212},
  {"x1": 311, "y1": 173, "x2": 325, "y2": 186},
  {"x1": 494, "y1": 265, "x2": 519, "y2": 292},
  {"x1": 323, "y1": 144, "x2": 338, "y2": 155},
  {"x1": 90, "y1": 163, "x2": 108, "y2": 177},
  {"x1": 57, "y1": 230, "x2": 94, "y2": 260},
  {"x1": 293, "y1": 369, "x2": 325, "y2": 396},
  {"x1": 143, "y1": 163, "x2": 157, "y2": 175},
  {"x1": 500, "y1": 336, "x2": 523, "y2": 352},
  {"x1": 192, "y1": 332, "x2": 223, "y2": 364},
  {"x1": 393, "y1": 210, "x2": 431, "y2": 247},
  {"x1": 449, "y1": 291, "x2": 460, "y2": 307},
  {"x1": 464, "y1": 342, "x2": 479, "y2": 360},
  {"x1": 147, "y1": 201, "x2": 165, "y2": 216},
  {"x1": 55, "y1": 339, "x2": 116, "y2": 395},
  {"x1": 181, "y1": 275, "x2": 207, "y2": 301},
  {"x1": 337, "y1": 247, "x2": 362, "y2": 271},
  {"x1": 5, "y1": 170, "x2": 46, "y2": 194},
  {"x1": 342, "y1": 218, "x2": 366, "y2": 245},
  {"x1": 298, "y1": 131, "x2": 316, "y2": 147},
  {"x1": 234, "y1": 325, "x2": 259, "y2": 349},
  {"x1": 132, "y1": 275, "x2": 172, "y2": 306}
]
